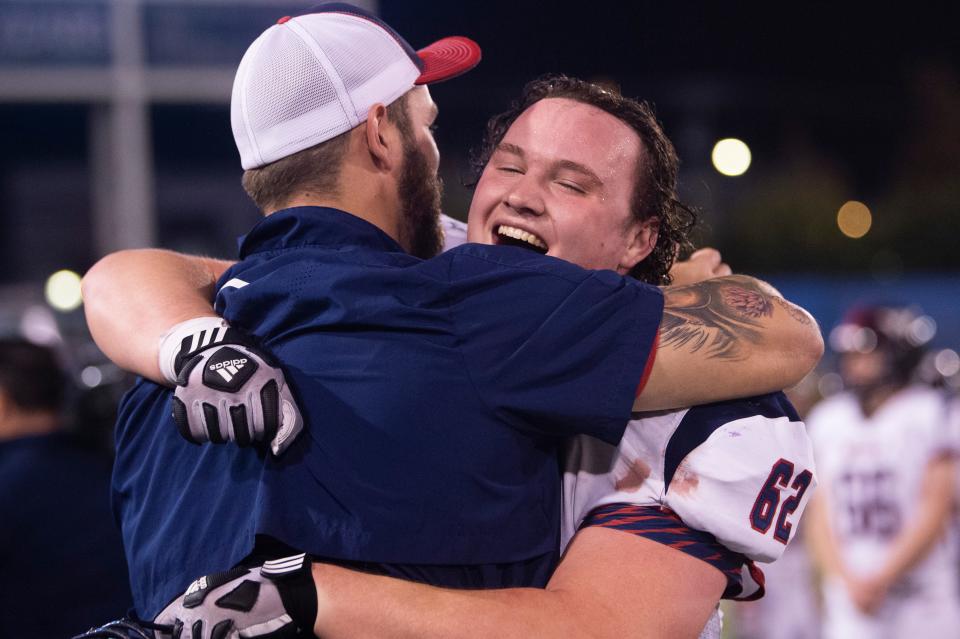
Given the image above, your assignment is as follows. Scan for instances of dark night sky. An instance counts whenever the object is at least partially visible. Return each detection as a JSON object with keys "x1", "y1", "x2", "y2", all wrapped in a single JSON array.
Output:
[
  {"x1": 384, "y1": 2, "x2": 958, "y2": 83},
  {"x1": 382, "y1": 1, "x2": 959, "y2": 192}
]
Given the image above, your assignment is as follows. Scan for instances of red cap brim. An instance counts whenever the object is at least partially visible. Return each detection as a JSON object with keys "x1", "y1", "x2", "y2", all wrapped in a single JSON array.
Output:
[{"x1": 415, "y1": 36, "x2": 482, "y2": 85}]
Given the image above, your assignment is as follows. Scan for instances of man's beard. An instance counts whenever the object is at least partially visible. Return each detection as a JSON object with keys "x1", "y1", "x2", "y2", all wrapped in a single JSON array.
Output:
[{"x1": 396, "y1": 140, "x2": 444, "y2": 260}]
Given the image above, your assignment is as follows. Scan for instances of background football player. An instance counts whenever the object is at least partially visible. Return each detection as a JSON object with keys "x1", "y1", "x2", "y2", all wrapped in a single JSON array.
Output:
[{"x1": 807, "y1": 305, "x2": 959, "y2": 638}]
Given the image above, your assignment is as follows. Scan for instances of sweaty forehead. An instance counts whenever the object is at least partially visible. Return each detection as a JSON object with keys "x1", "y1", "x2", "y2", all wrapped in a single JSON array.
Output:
[{"x1": 503, "y1": 98, "x2": 644, "y2": 177}]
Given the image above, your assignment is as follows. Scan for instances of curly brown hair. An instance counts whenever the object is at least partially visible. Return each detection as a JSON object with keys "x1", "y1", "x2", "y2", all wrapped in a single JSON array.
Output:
[{"x1": 469, "y1": 75, "x2": 696, "y2": 285}]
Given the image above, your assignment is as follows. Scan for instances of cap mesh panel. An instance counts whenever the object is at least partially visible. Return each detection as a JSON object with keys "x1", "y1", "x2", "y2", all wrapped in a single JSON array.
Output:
[
  {"x1": 316, "y1": 14, "x2": 415, "y2": 114},
  {"x1": 246, "y1": 28, "x2": 349, "y2": 160}
]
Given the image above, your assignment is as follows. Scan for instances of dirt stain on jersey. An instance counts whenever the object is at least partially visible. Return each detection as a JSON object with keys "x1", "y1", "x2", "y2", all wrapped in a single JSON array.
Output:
[
  {"x1": 670, "y1": 463, "x2": 700, "y2": 496},
  {"x1": 615, "y1": 458, "x2": 651, "y2": 492}
]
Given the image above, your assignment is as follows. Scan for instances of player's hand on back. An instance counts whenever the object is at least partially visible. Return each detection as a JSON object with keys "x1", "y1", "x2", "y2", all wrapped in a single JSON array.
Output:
[
  {"x1": 165, "y1": 320, "x2": 303, "y2": 455},
  {"x1": 154, "y1": 554, "x2": 317, "y2": 638},
  {"x1": 668, "y1": 248, "x2": 732, "y2": 286}
]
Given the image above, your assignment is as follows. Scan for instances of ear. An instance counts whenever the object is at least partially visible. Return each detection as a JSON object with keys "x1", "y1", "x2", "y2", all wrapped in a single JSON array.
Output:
[
  {"x1": 364, "y1": 103, "x2": 399, "y2": 172},
  {"x1": 617, "y1": 217, "x2": 659, "y2": 274}
]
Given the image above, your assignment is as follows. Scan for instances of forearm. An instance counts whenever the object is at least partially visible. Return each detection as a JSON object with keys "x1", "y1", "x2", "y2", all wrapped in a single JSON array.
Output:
[
  {"x1": 82, "y1": 249, "x2": 232, "y2": 382},
  {"x1": 874, "y1": 457, "x2": 956, "y2": 585},
  {"x1": 313, "y1": 565, "x2": 591, "y2": 639},
  {"x1": 313, "y1": 528, "x2": 721, "y2": 639},
  {"x1": 636, "y1": 275, "x2": 823, "y2": 410}
]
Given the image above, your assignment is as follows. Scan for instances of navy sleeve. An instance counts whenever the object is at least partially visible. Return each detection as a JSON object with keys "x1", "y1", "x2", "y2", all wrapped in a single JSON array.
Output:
[{"x1": 447, "y1": 246, "x2": 662, "y2": 444}]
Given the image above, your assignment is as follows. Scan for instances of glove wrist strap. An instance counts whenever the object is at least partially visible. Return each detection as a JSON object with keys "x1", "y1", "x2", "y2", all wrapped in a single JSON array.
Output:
[
  {"x1": 262, "y1": 554, "x2": 318, "y2": 632},
  {"x1": 158, "y1": 317, "x2": 230, "y2": 385}
]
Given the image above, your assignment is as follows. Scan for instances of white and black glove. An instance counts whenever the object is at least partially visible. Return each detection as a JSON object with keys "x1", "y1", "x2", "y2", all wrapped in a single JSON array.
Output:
[
  {"x1": 154, "y1": 554, "x2": 317, "y2": 639},
  {"x1": 164, "y1": 320, "x2": 303, "y2": 456}
]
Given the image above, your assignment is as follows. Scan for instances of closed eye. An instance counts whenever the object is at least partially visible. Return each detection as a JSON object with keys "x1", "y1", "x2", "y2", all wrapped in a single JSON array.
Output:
[
  {"x1": 558, "y1": 181, "x2": 586, "y2": 194},
  {"x1": 497, "y1": 166, "x2": 523, "y2": 174}
]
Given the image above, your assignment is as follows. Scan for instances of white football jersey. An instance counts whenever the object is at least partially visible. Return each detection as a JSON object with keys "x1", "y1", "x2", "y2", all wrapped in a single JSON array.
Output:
[
  {"x1": 440, "y1": 214, "x2": 469, "y2": 250},
  {"x1": 808, "y1": 385, "x2": 958, "y2": 587},
  {"x1": 563, "y1": 393, "x2": 818, "y2": 569}
]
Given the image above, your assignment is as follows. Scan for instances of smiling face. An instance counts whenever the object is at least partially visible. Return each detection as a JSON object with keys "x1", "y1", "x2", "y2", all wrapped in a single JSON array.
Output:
[{"x1": 466, "y1": 98, "x2": 657, "y2": 273}]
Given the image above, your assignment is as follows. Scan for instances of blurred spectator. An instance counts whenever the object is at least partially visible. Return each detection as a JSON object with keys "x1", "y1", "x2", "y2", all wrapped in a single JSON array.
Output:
[
  {"x1": 805, "y1": 306, "x2": 960, "y2": 638},
  {"x1": 0, "y1": 338, "x2": 131, "y2": 637}
]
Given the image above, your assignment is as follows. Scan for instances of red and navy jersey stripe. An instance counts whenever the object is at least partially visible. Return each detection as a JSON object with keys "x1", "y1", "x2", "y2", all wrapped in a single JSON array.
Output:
[{"x1": 581, "y1": 502, "x2": 758, "y2": 600}]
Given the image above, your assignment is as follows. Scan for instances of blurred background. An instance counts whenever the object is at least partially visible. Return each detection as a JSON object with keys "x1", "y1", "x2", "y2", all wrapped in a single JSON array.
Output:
[{"x1": 0, "y1": 1, "x2": 958, "y2": 636}]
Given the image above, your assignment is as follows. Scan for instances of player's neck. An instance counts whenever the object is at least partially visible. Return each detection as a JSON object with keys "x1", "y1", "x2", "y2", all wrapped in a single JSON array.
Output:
[{"x1": 270, "y1": 175, "x2": 402, "y2": 250}]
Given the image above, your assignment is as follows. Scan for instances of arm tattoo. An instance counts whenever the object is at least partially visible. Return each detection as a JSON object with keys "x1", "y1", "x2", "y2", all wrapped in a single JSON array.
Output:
[
  {"x1": 773, "y1": 295, "x2": 812, "y2": 325},
  {"x1": 660, "y1": 276, "x2": 774, "y2": 360}
]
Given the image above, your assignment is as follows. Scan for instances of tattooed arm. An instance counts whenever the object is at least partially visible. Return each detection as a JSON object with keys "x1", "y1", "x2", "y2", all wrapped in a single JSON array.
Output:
[{"x1": 633, "y1": 275, "x2": 823, "y2": 411}]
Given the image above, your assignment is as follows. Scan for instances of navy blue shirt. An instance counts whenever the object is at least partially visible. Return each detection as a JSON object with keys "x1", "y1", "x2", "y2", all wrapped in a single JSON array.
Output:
[
  {"x1": 113, "y1": 207, "x2": 662, "y2": 616},
  {"x1": 0, "y1": 433, "x2": 131, "y2": 638}
]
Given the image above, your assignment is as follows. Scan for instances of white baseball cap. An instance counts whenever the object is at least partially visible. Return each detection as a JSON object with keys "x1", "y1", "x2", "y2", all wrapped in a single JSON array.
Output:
[{"x1": 231, "y1": 3, "x2": 482, "y2": 170}]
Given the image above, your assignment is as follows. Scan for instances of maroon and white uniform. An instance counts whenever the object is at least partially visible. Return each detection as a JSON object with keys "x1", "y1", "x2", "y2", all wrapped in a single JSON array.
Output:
[{"x1": 808, "y1": 385, "x2": 960, "y2": 639}]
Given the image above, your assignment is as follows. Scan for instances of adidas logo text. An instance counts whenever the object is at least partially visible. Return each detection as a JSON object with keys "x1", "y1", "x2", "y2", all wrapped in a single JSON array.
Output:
[
  {"x1": 209, "y1": 359, "x2": 247, "y2": 371},
  {"x1": 210, "y1": 358, "x2": 247, "y2": 383}
]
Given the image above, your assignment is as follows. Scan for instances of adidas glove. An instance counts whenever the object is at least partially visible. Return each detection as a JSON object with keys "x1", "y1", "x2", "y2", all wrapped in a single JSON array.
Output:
[
  {"x1": 154, "y1": 554, "x2": 317, "y2": 639},
  {"x1": 165, "y1": 320, "x2": 303, "y2": 456}
]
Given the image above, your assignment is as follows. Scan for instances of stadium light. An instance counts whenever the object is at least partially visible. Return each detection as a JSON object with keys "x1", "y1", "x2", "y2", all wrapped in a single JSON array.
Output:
[
  {"x1": 45, "y1": 269, "x2": 83, "y2": 312},
  {"x1": 837, "y1": 201, "x2": 872, "y2": 239},
  {"x1": 711, "y1": 138, "x2": 752, "y2": 176}
]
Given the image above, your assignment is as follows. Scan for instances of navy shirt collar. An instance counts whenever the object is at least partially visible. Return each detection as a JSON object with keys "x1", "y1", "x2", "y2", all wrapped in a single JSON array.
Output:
[{"x1": 238, "y1": 206, "x2": 406, "y2": 258}]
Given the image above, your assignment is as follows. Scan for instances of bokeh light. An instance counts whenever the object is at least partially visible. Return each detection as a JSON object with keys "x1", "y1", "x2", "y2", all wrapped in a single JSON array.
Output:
[
  {"x1": 20, "y1": 305, "x2": 62, "y2": 345},
  {"x1": 935, "y1": 349, "x2": 960, "y2": 378},
  {"x1": 81, "y1": 365, "x2": 104, "y2": 388},
  {"x1": 817, "y1": 372, "x2": 844, "y2": 397},
  {"x1": 907, "y1": 315, "x2": 937, "y2": 346},
  {"x1": 711, "y1": 138, "x2": 752, "y2": 176},
  {"x1": 837, "y1": 201, "x2": 872, "y2": 238},
  {"x1": 44, "y1": 269, "x2": 83, "y2": 312}
]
